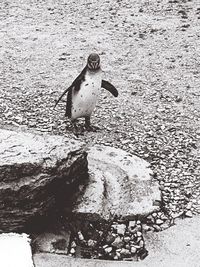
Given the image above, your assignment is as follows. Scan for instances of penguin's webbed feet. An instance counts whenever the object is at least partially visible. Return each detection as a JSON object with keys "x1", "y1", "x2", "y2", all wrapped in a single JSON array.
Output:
[
  {"x1": 85, "y1": 124, "x2": 100, "y2": 132},
  {"x1": 84, "y1": 117, "x2": 100, "y2": 132}
]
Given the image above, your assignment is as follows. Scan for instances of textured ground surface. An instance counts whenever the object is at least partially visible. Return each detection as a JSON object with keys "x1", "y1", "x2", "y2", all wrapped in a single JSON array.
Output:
[
  {"x1": 34, "y1": 216, "x2": 200, "y2": 267},
  {"x1": 0, "y1": 0, "x2": 200, "y2": 224}
]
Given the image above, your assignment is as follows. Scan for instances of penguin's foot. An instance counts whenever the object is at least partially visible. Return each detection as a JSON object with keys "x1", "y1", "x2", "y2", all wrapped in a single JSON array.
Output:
[
  {"x1": 85, "y1": 124, "x2": 100, "y2": 132},
  {"x1": 84, "y1": 117, "x2": 100, "y2": 132}
]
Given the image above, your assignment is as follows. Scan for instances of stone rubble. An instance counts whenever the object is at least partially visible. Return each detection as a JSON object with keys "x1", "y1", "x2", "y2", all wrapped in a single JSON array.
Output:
[
  {"x1": 64, "y1": 209, "x2": 174, "y2": 261},
  {"x1": 67, "y1": 219, "x2": 150, "y2": 261}
]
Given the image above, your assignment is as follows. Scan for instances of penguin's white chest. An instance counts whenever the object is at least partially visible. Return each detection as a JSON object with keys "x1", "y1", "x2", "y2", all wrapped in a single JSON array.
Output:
[{"x1": 71, "y1": 70, "x2": 102, "y2": 119}]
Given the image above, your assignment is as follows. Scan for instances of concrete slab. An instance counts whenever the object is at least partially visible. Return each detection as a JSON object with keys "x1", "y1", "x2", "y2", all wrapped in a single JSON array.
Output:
[{"x1": 0, "y1": 233, "x2": 34, "y2": 267}]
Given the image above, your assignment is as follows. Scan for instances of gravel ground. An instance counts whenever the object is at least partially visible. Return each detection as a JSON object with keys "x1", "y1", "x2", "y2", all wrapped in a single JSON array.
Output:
[{"x1": 0, "y1": 0, "x2": 200, "y2": 220}]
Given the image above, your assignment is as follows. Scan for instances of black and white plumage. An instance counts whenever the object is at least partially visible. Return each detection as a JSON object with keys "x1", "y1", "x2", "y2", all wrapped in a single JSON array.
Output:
[{"x1": 54, "y1": 53, "x2": 118, "y2": 131}]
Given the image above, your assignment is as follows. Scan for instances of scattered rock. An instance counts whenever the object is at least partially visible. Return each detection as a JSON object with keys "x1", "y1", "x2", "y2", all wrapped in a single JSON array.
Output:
[
  {"x1": 104, "y1": 246, "x2": 112, "y2": 254},
  {"x1": 77, "y1": 231, "x2": 84, "y2": 242},
  {"x1": 106, "y1": 233, "x2": 115, "y2": 244},
  {"x1": 156, "y1": 219, "x2": 164, "y2": 225},
  {"x1": 87, "y1": 239, "x2": 97, "y2": 247},
  {"x1": 70, "y1": 248, "x2": 76, "y2": 254},
  {"x1": 124, "y1": 236, "x2": 131, "y2": 243},
  {"x1": 120, "y1": 248, "x2": 131, "y2": 256},
  {"x1": 111, "y1": 236, "x2": 124, "y2": 248},
  {"x1": 185, "y1": 210, "x2": 193, "y2": 218},
  {"x1": 128, "y1": 221, "x2": 136, "y2": 230},
  {"x1": 71, "y1": 241, "x2": 76, "y2": 248},
  {"x1": 116, "y1": 224, "x2": 126, "y2": 235}
]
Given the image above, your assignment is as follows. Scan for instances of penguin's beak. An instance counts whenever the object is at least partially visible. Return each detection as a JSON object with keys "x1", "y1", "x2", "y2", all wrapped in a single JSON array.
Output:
[
  {"x1": 88, "y1": 61, "x2": 100, "y2": 70},
  {"x1": 93, "y1": 62, "x2": 98, "y2": 69},
  {"x1": 91, "y1": 62, "x2": 99, "y2": 69}
]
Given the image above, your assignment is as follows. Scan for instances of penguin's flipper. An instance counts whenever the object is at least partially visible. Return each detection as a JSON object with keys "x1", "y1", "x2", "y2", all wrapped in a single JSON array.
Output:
[
  {"x1": 54, "y1": 85, "x2": 73, "y2": 108},
  {"x1": 54, "y1": 66, "x2": 87, "y2": 108},
  {"x1": 101, "y1": 80, "x2": 118, "y2": 97}
]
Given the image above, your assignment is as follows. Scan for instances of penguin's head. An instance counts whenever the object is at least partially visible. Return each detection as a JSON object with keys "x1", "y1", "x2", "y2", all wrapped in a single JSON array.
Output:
[{"x1": 87, "y1": 53, "x2": 100, "y2": 70}]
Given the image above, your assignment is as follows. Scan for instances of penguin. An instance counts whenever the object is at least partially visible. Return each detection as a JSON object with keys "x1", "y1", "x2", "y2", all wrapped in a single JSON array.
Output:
[{"x1": 54, "y1": 53, "x2": 118, "y2": 132}]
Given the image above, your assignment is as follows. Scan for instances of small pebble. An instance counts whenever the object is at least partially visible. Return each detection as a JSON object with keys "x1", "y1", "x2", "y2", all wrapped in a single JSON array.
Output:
[
  {"x1": 186, "y1": 202, "x2": 192, "y2": 210},
  {"x1": 112, "y1": 236, "x2": 124, "y2": 248},
  {"x1": 142, "y1": 224, "x2": 151, "y2": 231},
  {"x1": 120, "y1": 248, "x2": 131, "y2": 256},
  {"x1": 87, "y1": 239, "x2": 97, "y2": 247},
  {"x1": 124, "y1": 236, "x2": 131, "y2": 243},
  {"x1": 136, "y1": 231, "x2": 142, "y2": 237},
  {"x1": 71, "y1": 241, "x2": 76, "y2": 248},
  {"x1": 131, "y1": 246, "x2": 137, "y2": 254},
  {"x1": 116, "y1": 251, "x2": 121, "y2": 258},
  {"x1": 185, "y1": 210, "x2": 193, "y2": 217},
  {"x1": 128, "y1": 221, "x2": 136, "y2": 229},
  {"x1": 156, "y1": 219, "x2": 164, "y2": 225},
  {"x1": 77, "y1": 231, "x2": 84, "y2": 241},
  {"x1": 116, "y1": 224, "x2": 126, "y2": 235},
  {"x1": 139, "y1": 240, "x2": 144, "y2": 247},
  {"x1": 70, "y1": 248, "x2": 76, "y2": 254},
  {"x1": 153, "y1": 225, "x2": 161, "y2": 232},
  {"x1": 104, "y1": 247, "x2": 113, "y2": 253},
  {"x1": 106, "y1": 233, "x2": 115, "y2": 244},
  {"x1": 160, "y1": 214, "x2": 168, "y2": 220},
  {"x1": 125, "y1": 244, "x2": 131, "y2": 250}
]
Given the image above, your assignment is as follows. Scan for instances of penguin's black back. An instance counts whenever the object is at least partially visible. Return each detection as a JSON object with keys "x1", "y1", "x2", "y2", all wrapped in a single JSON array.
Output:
[
  {"x1": 55, "y1": 66, "x2": 87, "y2": 110},
  {"x1": 65, "y1": 66, "x2": 88, "y2": 118}
]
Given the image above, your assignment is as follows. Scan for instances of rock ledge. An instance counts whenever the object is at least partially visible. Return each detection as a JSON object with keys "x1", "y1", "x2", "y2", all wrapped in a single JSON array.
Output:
[
  {"x1": 72, "y1": 145, "x2": 161, "y2": 220},
  {"x1": 0, "y1": 129, "x2": 88, "y2": 232}
]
